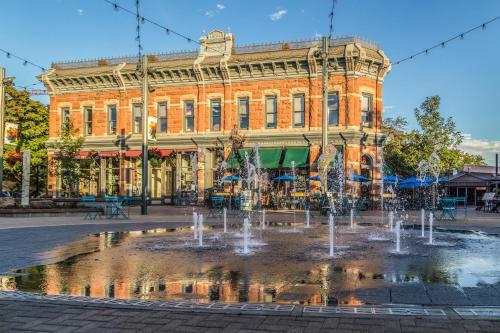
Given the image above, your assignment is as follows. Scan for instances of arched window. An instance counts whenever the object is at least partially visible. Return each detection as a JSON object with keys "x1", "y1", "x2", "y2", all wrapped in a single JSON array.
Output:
[{"x1": 360, "y1": 154, "x2": 372, "y2": 180}]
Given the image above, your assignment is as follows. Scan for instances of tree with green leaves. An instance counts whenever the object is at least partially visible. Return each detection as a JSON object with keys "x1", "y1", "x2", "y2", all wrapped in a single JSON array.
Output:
[
  {"x1": 3, "y1": 84, "x2": 48, "y2": 193},
  {"x1": 48, "y1": 122, "x2": 85, "y2": 197},
  {"x1": 383, "y1": 96, "x2": 484, "y2": 177}
]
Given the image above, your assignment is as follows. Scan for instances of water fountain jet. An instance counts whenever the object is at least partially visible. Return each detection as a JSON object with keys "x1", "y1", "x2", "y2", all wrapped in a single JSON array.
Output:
[
  {"x1": 198, "y1": 214, "x2": 204, "y2": 247},
  {"x1": 329, "y1": 214, "x2": 335, "y2": 258},
  {"x1": 193, "y1": 212, "x2": 198, "y2": 240}
]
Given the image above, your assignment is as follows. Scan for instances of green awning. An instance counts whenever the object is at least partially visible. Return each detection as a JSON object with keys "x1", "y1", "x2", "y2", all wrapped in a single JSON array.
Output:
[
  {"x1": 258, "y1": 148, "x2": 282, "y2": 169},
  {"x1": 225, "y1": 148, "x2": 252, "y2": 169},
  {"x1": 383, "y1": 163, "x2": 393, "y2": 176},
  {"x1": 282, "y1": 147, "x2": 309, "y2": 168}
]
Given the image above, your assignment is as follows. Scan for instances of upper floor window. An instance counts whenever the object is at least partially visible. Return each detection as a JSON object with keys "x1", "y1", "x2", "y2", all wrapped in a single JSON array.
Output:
[
  {"x1": 292, "y1": 94, "x2": 305, "y2": 127},
  {"x1": 83, "y1": 107, "x2": 92, "y2": 136},
  {"x1": 107, "y1": 105, "x2": 117, "y2": 135},
  {"x1": 210, "y1": 99, "x2": 221, "y2": 131},
  {"x1": 184, "y1": 100, "x2": 194, "y2": 132},
  {"x1": 361, "y1": 93, "x2": 373, "y2": 128},
  {"x1": 328, "y1": 92, "x2": 339, "y2": 126},
  {"x1": 132, "y1": 103, "x2": 142, "y2": 133},
  {"x1": 61, "y1": 107, "x2": 70, "y2": 130},
  {"x1": 238, "y1": 97, "x2": 249, "y2": 130},
  {"x1": 265, "y1": 96, "x2": 277, "y2": 129},
  {"x1": 157, "y1": 102, "x2": 168, "y2": 133}
]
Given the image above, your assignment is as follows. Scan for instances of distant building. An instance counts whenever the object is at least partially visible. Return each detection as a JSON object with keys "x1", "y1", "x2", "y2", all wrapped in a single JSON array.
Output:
[
  {"x1": 447, "y1": 164, "x2": 500, "y2": 205},
  {"x1": 40, "y1": 30, "x2": 391, "y2": 200}
]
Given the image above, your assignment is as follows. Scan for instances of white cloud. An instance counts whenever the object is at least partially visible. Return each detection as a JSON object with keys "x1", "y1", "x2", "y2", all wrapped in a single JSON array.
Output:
[
  {"x1": 205, "y1": 3, "x2": 225, "y2": 17},
  {"x1": 460, "y1": 133, "x2": 500, "y2": 164},
  {"x1": 270, "y1": 9, "x2": 287, "y2": 21},
  {"x1": 77, "y1": 8, "x2": 84, "y2": 16}
]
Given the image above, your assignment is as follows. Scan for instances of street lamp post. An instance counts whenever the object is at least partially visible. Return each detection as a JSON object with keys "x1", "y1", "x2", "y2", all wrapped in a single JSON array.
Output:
[
  {"x1": 0, "y1": 68, "x2": 6, "y2": 192},
  {"x1": 321, "y1": 36, "x2": 329, "y2": 153},
  {"x1": 141, "y1": 55, "x2": 149, "y2": 215}
]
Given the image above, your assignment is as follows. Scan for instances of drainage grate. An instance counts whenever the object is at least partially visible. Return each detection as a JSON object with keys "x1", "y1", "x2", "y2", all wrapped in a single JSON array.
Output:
[
  {"x1": 303, "y1": 306, "x2": 446, "y2": 316},
  {"x1": 159, "y1": 301, "x2": 295, "y2": 312},
  {"x1": 454, "y1": 307, "x2": 500, "y2": 317}
]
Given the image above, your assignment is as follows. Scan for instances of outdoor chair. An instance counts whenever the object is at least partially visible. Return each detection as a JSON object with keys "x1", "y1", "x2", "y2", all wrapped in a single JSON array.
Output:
[
  {"x1": 82, "y1": 195, "x2": 103, "y2": 220},
  {"x1": 104, "y1": 195, "x2": 129, "y2": 219},
  {"x1": 209, "y1": 196, "x2": 225, "y2": 218},
  {"x1": 435, "y1": 198, "x2": 456, "y2": 221}
]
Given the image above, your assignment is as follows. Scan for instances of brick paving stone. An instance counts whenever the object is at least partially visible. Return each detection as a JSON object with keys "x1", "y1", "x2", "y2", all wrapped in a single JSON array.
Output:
[
  {"x1": 221, "y1": 323, "x2": 243, "y2": 333},
  {"x1": 425, "y1": 285, "x2": 472, "y2": 306},
  {"x1": 55, "y1": 326, "x2": 79, "y2": 333},
  {"x1": 304, "y1": 321, "x2": 323, "y2": 332}
]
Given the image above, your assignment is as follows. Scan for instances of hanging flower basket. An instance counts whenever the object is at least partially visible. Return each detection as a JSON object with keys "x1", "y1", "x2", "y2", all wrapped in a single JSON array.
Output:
[
  {"x1": 148, "y1": 148, "x2": 162, "y2": 168},
  {"x1": 6, "y1": 151, "x2": 22, "y2": 166}
]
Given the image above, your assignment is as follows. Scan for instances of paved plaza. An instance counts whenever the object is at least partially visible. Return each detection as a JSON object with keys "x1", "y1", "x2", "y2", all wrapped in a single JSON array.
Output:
[
  {"x1": 1, "y1": 298, "x2": 500, "y2": 333},
  {"x1": 1, "y1": 207, "x2": 500, "y2": 332}
]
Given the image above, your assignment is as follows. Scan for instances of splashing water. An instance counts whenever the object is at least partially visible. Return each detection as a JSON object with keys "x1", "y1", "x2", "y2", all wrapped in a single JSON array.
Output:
[
  {"x1": 198, "y1": 214, "x2": 204, "y2": 247},
  {"x1": 243, "y1": 217, "x2": 250, "y2": 254},
  {"x1": 329, "y1": 213, "x2": 335, "y2": 258},
  {"x1": 420, "y1": 208, "x2": 425, "y2": 237},
  {"x1": 395, "y1": 220, "x2": 401, "y2": 253},
  {"x1": 193, "y1": 212, "x2": 198, "y2": 240},
  {"x1": 223, "y1": 208, "x2": 227, "y2": 233}
]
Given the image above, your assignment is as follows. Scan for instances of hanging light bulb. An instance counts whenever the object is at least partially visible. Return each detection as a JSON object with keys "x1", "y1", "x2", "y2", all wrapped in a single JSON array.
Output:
[
  {"x1": 113, "y1": 3, "x2": 119, "y2": 11},
  {"x1": 6, "y1": 52, "x2": 11, "y2": 58},
  {"x1": 23, "y1": 60, "x2": 28, "y2": 66},
  {"x1": 165, "y1": 28, "x2": 170, "y2": 35},
  {"x1": 460, "y1": 33, "x2": 464, "y2": 40}
]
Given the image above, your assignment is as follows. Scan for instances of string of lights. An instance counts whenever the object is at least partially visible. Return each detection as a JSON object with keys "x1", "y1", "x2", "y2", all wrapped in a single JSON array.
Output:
[
  {"x1": 0, "y1": 48, "x2": 46, "y2": 72},
  {"x1": 103, "y1": 0, "x2": 225, "y2": 56},
  {"x1": 390, "y1": 16, "x2": 500, "y2": 68},
  {"x1": 15, "y1": 82, "x2": 43, "y2": 90},
  {"x1": 328, "y1": 0, "x2": 337, "y2": 40}
]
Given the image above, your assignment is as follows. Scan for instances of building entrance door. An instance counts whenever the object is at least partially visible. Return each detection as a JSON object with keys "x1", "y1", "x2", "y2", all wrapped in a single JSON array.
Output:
[{"x1": 151, "y1": 168, "x2": 162, "y2": 199}]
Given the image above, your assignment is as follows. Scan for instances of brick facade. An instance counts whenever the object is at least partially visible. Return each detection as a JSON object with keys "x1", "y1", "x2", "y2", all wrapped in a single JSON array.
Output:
[{"x1": 41, "y1": 30, "x2": 391, "y2": 199}]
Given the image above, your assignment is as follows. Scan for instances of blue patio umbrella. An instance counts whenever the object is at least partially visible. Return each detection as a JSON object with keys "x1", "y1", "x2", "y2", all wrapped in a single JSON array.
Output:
[
  {"x1": 399, "y1": 176, "x2": 434, "y2": 184},
  {"x1": 223, "y1": 175, "x2": 241, "y2": 181},
  {"x1": 310, "y1": 175, "x2": 320, "y2": 181},
  {"x1": 273, "y1": 174, "x2": 295, "y2": 182},
  {"x1": 397, "y1": 181, "x2": 431, "y2": 189},
  {"x1": 351, "y1": 174, "x2": 371, "y2": 182},
  {"x1": 383, "y1": 175, "x2": 399, "y2": 184}
]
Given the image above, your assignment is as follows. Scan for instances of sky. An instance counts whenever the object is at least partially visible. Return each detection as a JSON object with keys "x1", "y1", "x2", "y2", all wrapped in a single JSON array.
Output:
[{"x1": 1, "y1": 0, "x2": 499, "y2": 164}]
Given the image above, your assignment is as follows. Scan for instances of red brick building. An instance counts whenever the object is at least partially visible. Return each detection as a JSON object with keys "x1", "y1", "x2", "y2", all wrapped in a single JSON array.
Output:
[{"x1": 40, "y1": 30, "x2": 391, "y2": 201}]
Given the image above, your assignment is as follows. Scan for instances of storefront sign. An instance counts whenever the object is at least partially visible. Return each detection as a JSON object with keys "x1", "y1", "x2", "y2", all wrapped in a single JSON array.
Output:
[
  {"x1": 4, "y1": 122, "x2": 18, "y2": 146},
  {"x1": 148, "y1": 116, "x2": 157, "y2": 142}
]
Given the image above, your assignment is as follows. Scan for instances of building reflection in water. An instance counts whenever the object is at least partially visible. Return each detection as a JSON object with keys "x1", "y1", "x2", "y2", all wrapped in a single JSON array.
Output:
[{"x1": 2, "y1": 226, "x2": 485, "y2": 306}]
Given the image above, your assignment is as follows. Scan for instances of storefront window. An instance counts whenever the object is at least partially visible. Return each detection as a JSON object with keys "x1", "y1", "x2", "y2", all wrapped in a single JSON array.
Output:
[
  {"x1": 105, "y1": 158, "x2": 120, "y2": 195},
  {"x1": 180, "y1": 153, "x2": 194, "y2": 191},
  {"x1": 79, "y1": 159, "x2": 100, "y2": 195}
]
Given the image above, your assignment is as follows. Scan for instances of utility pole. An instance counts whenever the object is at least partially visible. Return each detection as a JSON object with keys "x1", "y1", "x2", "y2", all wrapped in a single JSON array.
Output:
[
  {"x1": 141, "y1": 55, "x2": 149, "y2": 215},
  {"x1": 321, "y1": 37, "x2": 330, "y2": 195},
  {"x1": 321, "y1": 36, "x2": 329, "y2": 153},
  {"x1": 0, "y1": 68, "x2": 6, "y2": 193}
]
